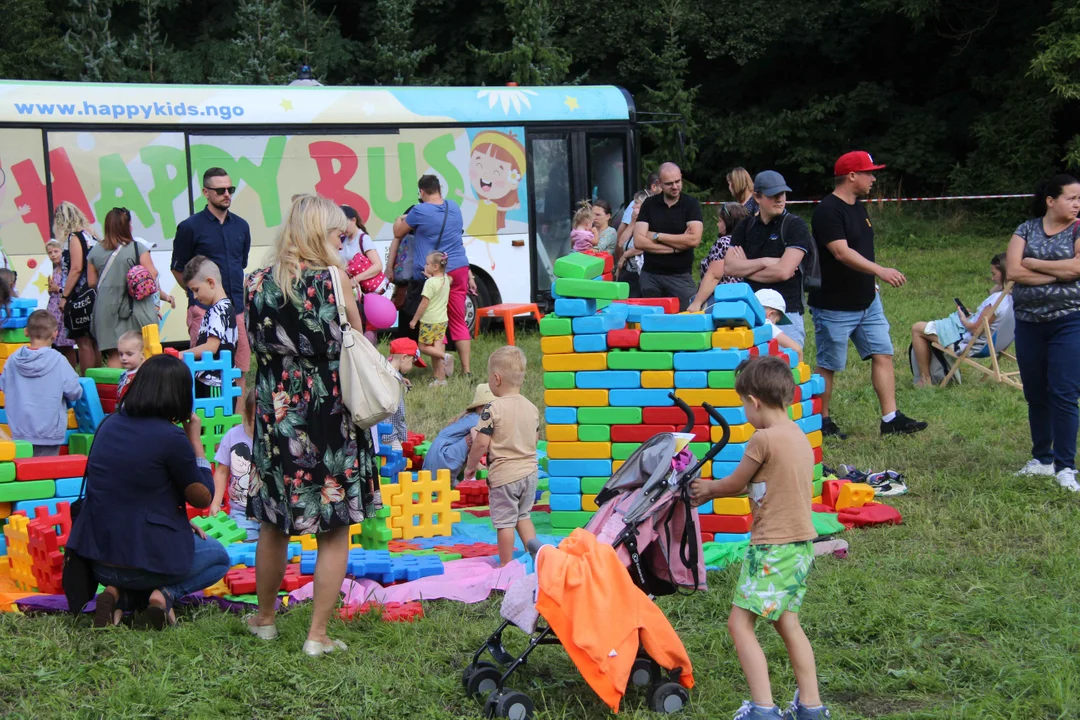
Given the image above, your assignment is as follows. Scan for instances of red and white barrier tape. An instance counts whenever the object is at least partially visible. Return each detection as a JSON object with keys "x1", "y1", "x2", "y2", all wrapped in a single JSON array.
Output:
[{"x1": 702, "y1": 193, "x2": 1028, "y2": 206}]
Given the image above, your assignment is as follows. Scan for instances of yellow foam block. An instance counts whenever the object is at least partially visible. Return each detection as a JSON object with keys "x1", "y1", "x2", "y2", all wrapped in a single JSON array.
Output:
[
  {"x1": 797, "y1": 363, "x2": 811, "y2": 384},
  {"x1": 712, "y1": 327, "x2": 755, "y2": 349},
  {"x1": 613, "y1": 460, "x2": 624, "y2": 473},
  {"x1": 713, "y1": 497, "x2": 751, "y2": 515},
  {"x1": 807, "y1": 430, "x2": 822, "y2": 448},
  {"x1": 67, "y1": 409, "x2": 77, "y2": 430},
  {"x1": 541, "y1": 336, "x2": 574, "y2": 355},
  {"x1": 789, "y1": 403, "x2": 803, "y2": 421},
  {"x1": 811, "y1": 495, "x2": 822, "y2": 505},
  {"x1": 675, "y1": 389, "x2": 740, "y2": 407},
  {"x1": 390, "y1": 469, "x2": 461, "y2": 539},
  {"x1": 542, "y1": 353, "x2": 608, "y2": 372},
  {"x1": 544, "y1": 389, "x2": 609, "y2": 407},
  {"x1": 0, "y1": 440, "x2": 13, "y2": 463},
  {"x1": 547, "y1": 424, "x2": 578, "y2": 442},
  {"x1": 0, "y1": 343, "x2": 26, "y2": 360},
  {"x1": 203, "y1": 579, "x2": 231, "y2": 597},
  {"x1": 142, "y1": 323, "x2": 163, "y2": 357},
  {"x1": 0, "y1": 391, "x2": 5, "y2": 406},
  {"x1": 0, "y1": 502, "x2": 9, "y2": 519},
  {"x1": 700, "y1": 461, "x2": 711, "y2": 478},
  {"x1": 642, "y1": 370, "x2": 674, "y2": 388},
  {"x1": 835, "y1": 482, "x2": 875, "y2": 511},
  {"x1": 2, "y1": 515, "x2": 34, "y2": 591},
  {"x1": 547, "y1": 441, "x2": 612, "y2": 460},
  {"x1": 582, "y1": 494, "x2": 599, "y2": 512},
  {"x1": 289, "y1": 534, "x2": 318, "y2": 550},
  {"x1": 713, "y1": 423, "x2": 755, "y2": 444}
]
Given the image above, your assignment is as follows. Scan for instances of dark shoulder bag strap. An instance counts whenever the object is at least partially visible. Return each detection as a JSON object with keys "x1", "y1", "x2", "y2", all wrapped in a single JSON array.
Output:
[{"x1": 434, "y1": 200, "x2": 450, "y2": 253}]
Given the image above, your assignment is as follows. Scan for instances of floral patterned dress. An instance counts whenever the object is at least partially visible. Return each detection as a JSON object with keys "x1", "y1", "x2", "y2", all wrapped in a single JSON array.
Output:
[{"x1": 245, "y1": 265, "x2": 382, "y2": 535}]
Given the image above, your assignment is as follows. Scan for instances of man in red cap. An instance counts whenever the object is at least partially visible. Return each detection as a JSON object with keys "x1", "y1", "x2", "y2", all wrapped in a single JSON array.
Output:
[{"x1": 808, "y1": 151, "x2": 927, "y2": 438}]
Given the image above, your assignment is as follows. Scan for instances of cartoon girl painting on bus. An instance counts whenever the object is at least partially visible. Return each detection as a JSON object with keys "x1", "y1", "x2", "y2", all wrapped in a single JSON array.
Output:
[
  {"x1": 0, "y1": 161, "x2": 31, "y2": 272},
  {"x1": 465, "y1": 130, "x2": 526, "y2": 270}
]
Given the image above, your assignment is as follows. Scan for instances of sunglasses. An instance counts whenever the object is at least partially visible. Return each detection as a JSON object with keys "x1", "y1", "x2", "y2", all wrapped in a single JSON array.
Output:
[{"x1": 205, "y1": 186, "x2": 236, "y2": 196}]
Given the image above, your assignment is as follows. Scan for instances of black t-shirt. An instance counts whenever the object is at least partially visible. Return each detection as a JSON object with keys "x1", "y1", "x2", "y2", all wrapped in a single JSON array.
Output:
[
  {"x1": 809, "y1": 194, "x2": 876, "y2": 311},
  {"x1": 730, "y1": 211, "x2": 812, "y2": 313},
  {"x1": 636, "y1": 193, "x2": 704, "y2": 276}
]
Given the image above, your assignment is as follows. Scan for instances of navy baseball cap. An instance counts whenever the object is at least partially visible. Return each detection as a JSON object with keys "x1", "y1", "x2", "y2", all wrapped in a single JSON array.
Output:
[{"x1": 753, "y1": 170, "x2": 792, "y2": 197}]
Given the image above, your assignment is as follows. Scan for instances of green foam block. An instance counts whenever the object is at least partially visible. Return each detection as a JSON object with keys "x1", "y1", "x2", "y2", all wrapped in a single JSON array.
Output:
[
  {"x1": 612, "y1": 443, "x2": 641, "y2": 460},
  {"x1": 606, "y1": 350, "x2": 673, "y2": 370},
  {"x1": 708, "y1": 371, "x2": 735, "y2": 389},
  {"x1": 814, "y1": 464, "x2": 823, "y2": 482},
  {"x1": 0, "y1": 329, "x2": 28, "y2": 344},
  {"x1": 554, "y1": 253, "x2": 605, "y2": 280},
  {"x1": 0, "y1": 479, "x2": 55, "y2": 502},
  {"x1": 553, "y1": 278, "x2": 630, "y2": 300},
  {"x1": 544, "y1": 372, "x2": 576, "y2": 390},
  {"x1": 539, "y1": 315, "x2": 572, "y2": 336},
  {"x1": 639, "y1": 332, "x2": 712, "y2": 352},
  {"x1": 0, "y1": 463, "x2": 14, "y2": 483},
  {"x1": 577, "y1": 406, "x2": 642, "y2": 425},
  {"x1": 68, "y1": 434, "x2": 94, "y2": 457},
  {"x1": 14, "y1": 440, "x2": 32, "y2": 459},
  {"x1": 581, "y1": 477, "x2": 608, "y2": 494},
  {"x1": 86, "y1": 367, "x2": 125, "y2": 384},
  {"x1": 578, "y1": 425, "x2": 611, "y2": 442},
  {"x1": 550, "y1": 510, "x2": 595, "y2": 529}
]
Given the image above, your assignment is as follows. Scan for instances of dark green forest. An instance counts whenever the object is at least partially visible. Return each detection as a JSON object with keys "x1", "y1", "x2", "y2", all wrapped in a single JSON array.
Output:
[{"x1": 3, "y1": 0, "x2": 1080, "y2": 198}]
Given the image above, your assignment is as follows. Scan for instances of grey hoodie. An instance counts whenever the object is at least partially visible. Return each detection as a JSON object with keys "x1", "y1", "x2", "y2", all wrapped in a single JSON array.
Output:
[{"x1": 0, "y1": 346, "x2": 83, "y2": 446}]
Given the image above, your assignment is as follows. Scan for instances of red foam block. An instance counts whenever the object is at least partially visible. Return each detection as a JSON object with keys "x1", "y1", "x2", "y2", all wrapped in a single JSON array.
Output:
[
  {"x1": 811, "y1": 397, "x2": 822, "y2": 415},
  {"x1": 580, "y1": 249, "x2": 615, "y2": 274},
  {"x1": 611, "y1": 424, "x2": 675, "y2": 443},
  {"x1": 101, "y1": 398, "x2": 117, "y2": 414},
  {"x1": 614, "y1": 297, "x2": 680, "y2": 315},
  {"x1": 699, "y1": 514, "x2": 750, "y2": 534},
  {"x1": 700, "y1": 533, "x2": 714, "y2": 543},
  {"x1": 607, "y1": 329, "x2": 641, "y2": 349},
  {"x1": 14, "y1": 455, "x2": 87, "y2": 481},
  {"x1": 643, "y1": 406, "x2": 708, "y2": 426},
  {"x1": 813, "y1": 446, "x2": 823, "y2": 464},
  {"x1": 96, "y1": 383, "x2": 118, "y2": 401},
  {"x1": 820, "y1": 479, "x2": 850, "y2": 509},
  {"x1": 700, "y1": 513, "x2": 752, "y2": 534}
]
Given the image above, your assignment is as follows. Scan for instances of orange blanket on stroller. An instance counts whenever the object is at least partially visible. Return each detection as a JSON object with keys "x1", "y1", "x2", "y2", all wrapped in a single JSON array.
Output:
[{"x1": 535, "y1": 529, "x2": 694, "y2": 713}]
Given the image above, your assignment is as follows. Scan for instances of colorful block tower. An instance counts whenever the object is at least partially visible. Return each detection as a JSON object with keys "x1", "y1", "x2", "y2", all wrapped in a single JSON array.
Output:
[{"x1": 541, "y1": 253, "x2": 826, "y2": 544}]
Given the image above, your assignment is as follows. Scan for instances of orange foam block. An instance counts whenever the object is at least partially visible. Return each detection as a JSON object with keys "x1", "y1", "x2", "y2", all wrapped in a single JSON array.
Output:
[
  {"x1": 547, "y1": 442, "x2": 612, "y2": 460},
  {"x1": 542, "y1": 353, "x2": 608, "y2": 372},
  {"x1": 543, "y1": 389, "x2": 609, "y2": 407}
]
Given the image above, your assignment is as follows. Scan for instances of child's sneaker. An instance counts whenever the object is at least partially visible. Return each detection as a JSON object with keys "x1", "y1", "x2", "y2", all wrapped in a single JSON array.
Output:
[
  {"x1": 1016, "y1": 459, "x2": 1055, "y2": 477},
  {"x1": 866, "y1": 470, "x2": 908, "y2": 497},
  {"x1": 733, "y1": 701, "x2": 783, "y2": 719},
  {"x1": 783, "y1": 691, "x2": 831, "y2": 719},
  {"x1": 1055, "y1": 467, "x2": 1080, "y2": 492}
]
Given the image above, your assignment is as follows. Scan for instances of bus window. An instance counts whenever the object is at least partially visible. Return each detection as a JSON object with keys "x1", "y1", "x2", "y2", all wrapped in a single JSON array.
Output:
[
  {"x1": 529, "y1": 135, "x2": 573, "y2": 297},
  {"x1": 0, "y1": 129, "x2": 47, "y2": 261},
  {"x1": 587, "y1": 135, "x2": 626, "y2": 211}
]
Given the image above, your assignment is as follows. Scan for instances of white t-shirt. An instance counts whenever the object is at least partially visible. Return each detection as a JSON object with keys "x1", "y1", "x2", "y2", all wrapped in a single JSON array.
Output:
[
  {"x1": 962, "y1": 291, "x2": 1013, "y2": 352},
  {"x1": 765, "y1": 321, "x2": 785, "y2": 340},
  {"x1": 621, "y1": 204, "x2": 634, "y2": 226},
  {"x1": 340, "y1": 231, "x2": 376, "y2": 263}
]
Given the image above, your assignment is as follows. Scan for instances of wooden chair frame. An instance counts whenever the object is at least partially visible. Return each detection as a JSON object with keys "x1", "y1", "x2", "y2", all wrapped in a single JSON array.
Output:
[{"x1": 933, "y1": 281, "x2": 1022, "y2": 389}]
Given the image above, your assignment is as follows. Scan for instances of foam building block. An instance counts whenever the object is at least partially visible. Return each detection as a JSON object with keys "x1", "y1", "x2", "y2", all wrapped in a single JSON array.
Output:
[
  {"x1": 577, "y1": 407, "x2": 642, "y2": 425},
  {"x1": 607, "y1": 350, "x2": 673, "y2": 370},
  {"x1": 191, "y1": 512, "x2": 249, "y2": 546},
  {"x1": 539, "y1": 316, "x2": 572, "y2": 336},
  {"x1": 72, "y1": 378, "x2": 105, "y2": 433},
  {"x1": 554, "y1": 278, "x2": 630, "y2": 301},
  {"x1": 554, "y1": 253, "x2": 606, "y2": 280},
  {"x1": 14, "y1": 455, "x2": 87, "y2": 481},
  {"x1": 713, "y1": 284, "x2": 767, "y2": 325},
  {"x1": 185, "y1": 351, "x2": 242, "y2": 417},
  {"x1": 546, "y1": 407, "x2": 577, "y2": 424},
  {"x1": 573, "y1": 313, "x2": 626, "y2": 335},
  {"x1": 575, "y1": 371, "x2": 641, "y2": 389},
  {"x1": 640, "y1": 314, "x2": 714, "y2": 333},
  {"x1": 573, "y1": 334, "x2": 608, "y2": 353}
]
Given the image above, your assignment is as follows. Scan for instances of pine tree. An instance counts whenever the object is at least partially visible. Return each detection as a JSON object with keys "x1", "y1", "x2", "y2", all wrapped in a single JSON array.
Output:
[
  {"x1": 470, "y1": 0, "x2": 577, "y2": 86},
  {"x1": 123, "y1": 0, "x2": 175, "y2": 82},
  {"x1": 638, "y1": 0, "x2": 698, "y2": 168},
  {"x1": 369, "y1": 0, "x2": 434, "y2": 85},
  {"x1": 227, "y1": 0, "x2": 295, "y2": 85},
  {"x1": 62, "y1": 0, "x2": 124, "y2": 82}
]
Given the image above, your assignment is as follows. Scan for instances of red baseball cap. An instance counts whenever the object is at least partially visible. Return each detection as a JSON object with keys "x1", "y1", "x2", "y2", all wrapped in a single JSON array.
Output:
[
  {"x1": 389, "y1": 337, "x2": 427, "y2": 368},
  {"x1": 834, "y1": 151, "x2": 886, "y2": 176}
]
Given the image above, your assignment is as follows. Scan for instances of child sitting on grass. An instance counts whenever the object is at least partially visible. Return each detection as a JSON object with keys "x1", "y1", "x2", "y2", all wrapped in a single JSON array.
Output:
[
  {"x1": 116, "y1": 331, "x2": 145, "y2": 399},
  {"x1": 754, "y1": 289, "x2": 803, "y2": 363},
  {"x1": 690, "y1": 356, "x2": 828, "y2": 720},
  {"x1": 408, "y1": 251, "x2": 453, "y2": 386},
  {"x1": 464, "y1": 346, "x2": 539, "y2": 566},
  {"x1": 0, "y1": 310, "x2": 83, "y2": 456},
  {"x1": 183, "y1": 255, "x2": 237, "y2": 399},
  {"x1": 211, "y1": 388, "x2": 258, "y2": 541},
  {"x1": 383, "y1": 337, "x2": 423, "y2": 450},
  {"x1": 423, "y1": 383, "x2": 495, "y2": 485}
]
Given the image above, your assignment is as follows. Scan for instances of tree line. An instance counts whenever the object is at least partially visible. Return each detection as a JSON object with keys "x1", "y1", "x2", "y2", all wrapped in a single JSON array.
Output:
[{"x1": 3, "y1": 0, "x2": 1080, "y2": 200}]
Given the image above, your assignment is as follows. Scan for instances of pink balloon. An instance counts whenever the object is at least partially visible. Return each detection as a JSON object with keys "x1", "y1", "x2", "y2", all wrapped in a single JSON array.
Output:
[{"x1": 362, "y1": 292, "x2": 398, "y2": 329}]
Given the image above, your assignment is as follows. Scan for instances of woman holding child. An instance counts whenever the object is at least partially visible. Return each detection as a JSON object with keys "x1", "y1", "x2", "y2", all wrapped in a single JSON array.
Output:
[{"x1": 245, "y1": 194, "x2": 382, "y2": 656}]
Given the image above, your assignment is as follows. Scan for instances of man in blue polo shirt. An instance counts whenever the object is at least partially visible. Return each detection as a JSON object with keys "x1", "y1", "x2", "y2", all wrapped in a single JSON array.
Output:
[{"x1": 171, "y1": 167, "x2": 252, "y2": 382}]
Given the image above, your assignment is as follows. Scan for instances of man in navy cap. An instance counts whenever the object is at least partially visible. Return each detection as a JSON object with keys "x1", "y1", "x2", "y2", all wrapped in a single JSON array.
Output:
[
  {"x1": 809, "y1": 151, "x2": 927, "y2": 438},
  {"x1": 724, "y1": 170, "x2": 813, "y2": 347}
]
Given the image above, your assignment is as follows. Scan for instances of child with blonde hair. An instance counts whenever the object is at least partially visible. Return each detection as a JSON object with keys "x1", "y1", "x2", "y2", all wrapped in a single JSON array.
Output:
[
  {"x1": 408, "y1": 251, "x2": 453, "y2": 385},
  {"x1": 45, "y1": 240, "x2": 77, "y2": 366},
  {"x1": 570, "y1": 202, "x2": 599, "y2": 252},
  {"x1": 115, "y1": 331, "x2": 145, "y2": 399}
]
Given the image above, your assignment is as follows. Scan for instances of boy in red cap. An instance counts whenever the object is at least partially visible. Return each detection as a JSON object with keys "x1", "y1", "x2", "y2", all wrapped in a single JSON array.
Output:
[{"x1": 383, "y1": 337, "x2": 426, "y2": 449}]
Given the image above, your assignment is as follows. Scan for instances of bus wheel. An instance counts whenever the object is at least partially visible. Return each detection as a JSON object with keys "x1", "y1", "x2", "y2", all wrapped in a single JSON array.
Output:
[{"x1": 466, "y1": 270, "x2": 496, "y2": 338}]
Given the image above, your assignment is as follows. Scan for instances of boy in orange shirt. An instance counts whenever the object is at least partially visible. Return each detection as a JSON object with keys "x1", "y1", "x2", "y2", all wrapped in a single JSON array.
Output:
[{"x1": 691, "y1": 356, "x2": 829, "y2": 720}]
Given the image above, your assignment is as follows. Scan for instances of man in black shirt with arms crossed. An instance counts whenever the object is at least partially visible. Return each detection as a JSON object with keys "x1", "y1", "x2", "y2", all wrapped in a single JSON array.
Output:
[
  {"x1": 633, "y1": 162, "x2": 704, "y2": 311},
  {"x1": 809, "y1": 151, "x2": 927, "y2": 437}
]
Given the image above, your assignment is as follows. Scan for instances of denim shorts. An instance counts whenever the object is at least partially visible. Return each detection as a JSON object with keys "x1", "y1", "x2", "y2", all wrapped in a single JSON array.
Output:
[{"x1": 810, "y1": 294, "x2": 894, "y2": 371}]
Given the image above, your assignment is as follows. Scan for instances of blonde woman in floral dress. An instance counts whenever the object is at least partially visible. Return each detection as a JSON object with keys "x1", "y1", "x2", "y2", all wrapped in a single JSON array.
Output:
[{"x1": 244, "y1": 195, "x2": 382, "y2": 656}]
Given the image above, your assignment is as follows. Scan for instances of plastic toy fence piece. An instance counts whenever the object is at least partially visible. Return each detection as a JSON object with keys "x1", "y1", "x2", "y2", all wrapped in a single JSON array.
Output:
[
  {"x1": 542, "y1": 353, "x2": 607, "y2": 372},
  {"x1": 553, "y1": 278, "x2": 630, "y2": 301},
  {"x1": 184, "y1": 350, "x2": 242, "y2": 417},
  {"x1": 191, "y1": 512, "x2": 249, "y2": 546},
  {"x1": 835, "y1": 482, "x2": 875, "y2": 511},
  {"x1": 554, "y1": 253, "x2": 606, "y2": 280},
  {"x1": 3, "y1": 514, "x2": 35, "y2": 590},
  {"x1": 388, "y1": 470, "x2": 461, "y2": 540},
  {"x1": 554, "y1": 298, "x2": 598, "y2": 317},
  {"x1": 27, "y1": 504, "x2": 72, "y2": 594},
  {"x1": 72, "y1": 378, "x2": 105, "y2": 433},
  {"x1": 195, "y1": 407, "x2": 243, "y2": 458},
  {"x1": 227, "y1": 543, "x2": 258, "y2": 567},
  {"x1": 360, "y1": 507, "x2": 393, "y2": 550},
  {"x1": 14, "y1": 455, "x2": 87, "y2": 482},
  {"x1": 390, "y1": 554, "x2": 445, "y2": 582},
  {"x1": 346, "y1": 548, "x2": 395, "y2": 581},
  {"x1": 141, "y1": 323, "x2": 163, "y2": 357}
]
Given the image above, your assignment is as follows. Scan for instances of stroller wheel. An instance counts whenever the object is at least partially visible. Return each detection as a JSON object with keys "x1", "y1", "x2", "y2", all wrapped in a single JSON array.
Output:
[
  {"x1": 485, "y1": 689, "x2": 534, "y2": 720},
  {"x1": 631, "y1": 657, "x2": 658, "y2": 687},
  {"x1": 464, "y1": 662, "x2": 502, "y2": 698},
  {"x1": 648, "y1": 682, "x2": 689, "y2": 714}
]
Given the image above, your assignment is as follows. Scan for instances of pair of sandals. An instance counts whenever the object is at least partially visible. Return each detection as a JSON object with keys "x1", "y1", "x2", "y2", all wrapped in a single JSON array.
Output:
[
  {"x1": 92, "y1": 587, "x2": 175, "y2": 630},
  {"x1": 246, "y1": 616, "x2": 347, "y2": 657}
]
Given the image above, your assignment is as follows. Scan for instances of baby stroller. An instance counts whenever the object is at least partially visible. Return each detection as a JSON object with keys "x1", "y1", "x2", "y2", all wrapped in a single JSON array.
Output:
[{"x1": 462, "y1": 395, "x2": 731, "y2": 719}]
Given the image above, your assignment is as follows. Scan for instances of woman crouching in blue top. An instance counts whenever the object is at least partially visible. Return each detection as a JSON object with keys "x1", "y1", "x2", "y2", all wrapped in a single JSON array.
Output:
[
  {"x1": 67, "y1": 354, "x2": 230, "y2": 629},
  {"x1": 422, "y1": 383, "x2": 495, "y2": 485}
]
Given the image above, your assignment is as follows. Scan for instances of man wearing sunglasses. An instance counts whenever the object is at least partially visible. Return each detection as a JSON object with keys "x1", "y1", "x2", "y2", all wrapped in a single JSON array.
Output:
[{"x1": 171, "y1": 167, "x2": 252, "y2": 386}]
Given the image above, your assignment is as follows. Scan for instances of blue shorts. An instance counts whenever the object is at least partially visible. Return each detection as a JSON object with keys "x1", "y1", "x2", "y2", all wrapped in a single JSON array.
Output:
[
  {"x1": 230, "y1": 507, "x2": 261, "y2": 541},
  {"x1": 810, "y1": 294, "x2": 894, "y2": 372}
]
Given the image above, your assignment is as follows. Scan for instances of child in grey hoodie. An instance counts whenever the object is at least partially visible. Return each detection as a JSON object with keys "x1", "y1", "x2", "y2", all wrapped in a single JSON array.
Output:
[{"x1": 0, "y1": 310, "x2": 83, "y2": 456}]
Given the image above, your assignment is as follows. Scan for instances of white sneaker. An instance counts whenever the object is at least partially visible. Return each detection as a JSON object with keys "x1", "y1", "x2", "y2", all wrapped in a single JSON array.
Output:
[
  {"x1": 1016, "y1": 459, "x2": 1055, "y2": 477},
  {"x1": 1055, "y1": 468, "x2": 1080, "y2": 492}
]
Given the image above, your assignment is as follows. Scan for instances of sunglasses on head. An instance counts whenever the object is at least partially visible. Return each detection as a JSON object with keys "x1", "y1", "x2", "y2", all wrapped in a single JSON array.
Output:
[{"x1": 205, "y1": 186, "x2": 236, "y2": 196}]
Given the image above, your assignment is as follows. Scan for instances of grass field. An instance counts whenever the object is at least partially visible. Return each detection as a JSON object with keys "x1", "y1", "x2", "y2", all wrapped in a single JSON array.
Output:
[{"x1": 3, "y1": 209, "x2": 1079, "y2": 719}]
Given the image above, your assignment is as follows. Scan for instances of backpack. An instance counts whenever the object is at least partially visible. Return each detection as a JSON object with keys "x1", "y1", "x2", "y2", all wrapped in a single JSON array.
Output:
[
  {"x1": 744, "y1": 213, "x2": 820, "y2": 292},
  {"x1": 127, "y1": 263, "x2": 157, "y2": 300},
  {"x1": 907, "y1": 342, "x2": 960, "y2": 386}
]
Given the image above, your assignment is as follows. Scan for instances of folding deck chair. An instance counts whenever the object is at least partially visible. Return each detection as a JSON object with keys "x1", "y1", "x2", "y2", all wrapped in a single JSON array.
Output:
[{"x1": 933, "y1": 281, "x2": 1022, "y2": 389}]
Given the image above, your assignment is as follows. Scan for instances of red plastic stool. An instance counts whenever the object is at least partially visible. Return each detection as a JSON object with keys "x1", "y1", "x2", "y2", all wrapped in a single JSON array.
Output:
[{"x1": 473, "y1": 303, "x2": 544, "y2": 346}]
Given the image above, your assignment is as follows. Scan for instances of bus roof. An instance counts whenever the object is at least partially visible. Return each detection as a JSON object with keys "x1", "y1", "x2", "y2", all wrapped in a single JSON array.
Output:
[{"x1": 0, "y1": 80, "x2": 633, "y2": 127}]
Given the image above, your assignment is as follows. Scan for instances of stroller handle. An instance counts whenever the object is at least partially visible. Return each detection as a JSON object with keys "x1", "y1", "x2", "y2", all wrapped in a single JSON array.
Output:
[{"x1": 668, "y1": 394, "x2": 697, "y2": 433}]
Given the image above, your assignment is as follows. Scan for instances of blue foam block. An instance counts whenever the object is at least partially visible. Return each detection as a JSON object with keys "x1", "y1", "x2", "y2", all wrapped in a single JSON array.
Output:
[
  {"x1": 547, "y1": 459, "x2": 612, "y2": 477},
  {"x1": 798, "y1": 381, "x2": 813, "y2": 400},
  {"x1": 573, "y1": 313, "x2": 626, "y2": 334},
  {"x1": 391, "y1": 554, "x2": 444, "y2": 582},
  {"x1": 811, "y1": 374, "x2": 825, "y2": 395},
  {"x1": 0, "y1": 535, "x2": 6, "y2": 555},
  {"x1": 798, "y1": 415, "x2": 823, "y2": 434},
  {"x1": 714, "y1": 442, "x2": 747, "y2": 463},
  {"x1": 674, "y1": 349, "x2": 749, "y2": 371},
  {"x1": 546, "y1": 407, "x2": 577, "y2": 425},
  {"x1": 640, "y1": 313, "x2": 714, "y2": 333},
  {"x1": 674, "y1": 371, "x2": 707, "y2": 389},
  {"x1": 554, "y1": 298, "x2": 598, "y2": 317},
  {"x1": 0, "y1": 409, "x2": 6, "y2": 424},
  {"x1": 800, "y1": 400, "x2": 814, "y2": 417},
  {"x1": 622, "y1": 305, "x2": 664, "y2": 323},
  {"x1": 575, "y1": 370, "x2": 641, "y2": 389},
  {"x1": 13, "y1": 496, "x2": 77, "y2": 515},
  {"x1": 782, "y1": 348, "x2": 798, "y2": 367},
  {"x1": 185, "y1": 350, "x2": 242, "y2": 417},
  {"x1": 708, "y1": 407, "x2": 748, "y2": 425},
  {"x1": 72, "y1": 377, "x2": 106, "y2": 433},
  {"x1": 549, "y1": 493, "x2": 583, "y2": 511},
  {"x1": 712, "y1": 302, "x2": 756, "y2": 328},
  {"x1": 54, "y1": 477, "x2": 83, "y2": 497},
  {"x1": 549, "y1": 477, "x2": 581, "y2": 494},
  {"x1": 573, "y1": 333, "x2": 609, "y2": 353},
  {"x1": 752, "y1": 325, "x2": 774, "y2": 345},
  {"x1": 709, "y1": 462, "x2": 740, "y2": 478},
  {"x1": 0, "y1": 317, "x2": 27, "y2": 329},
  {"x1": 712, "y1": 532, "x2": 753, "y2": 544},
  {"x1": 345, "y1": 548, "x2": 395, "y2": 582},
  {"x1": 713, "y1": 284, "x2": 767, "y2": 325},
  {"x1": 610, "y1": 388, "x2": 673, "y2": 407},
  {"x1": 300, "y1": 550, "x2": 318, "y2": 574},
  {"x1": 601, "y1": 303, "x2": 630, "y2": 322},
  {"x1": 377, "y1": 422, "x2": 393, "y2": 438},
  {"x1": 227, "y1": 543, "x2": 258, "y2": 567},
  {"x1": 696, "y1": 499, "x2": 713, "y2": 514},
  {"x1": 8, "y1": 298, "x2": 37, "y2": 310}
]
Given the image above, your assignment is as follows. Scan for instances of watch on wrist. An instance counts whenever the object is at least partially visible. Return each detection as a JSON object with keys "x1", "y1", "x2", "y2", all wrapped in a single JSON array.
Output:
[{"x1": 652, "y1": 232, "x2": 660, "y2": 242}]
